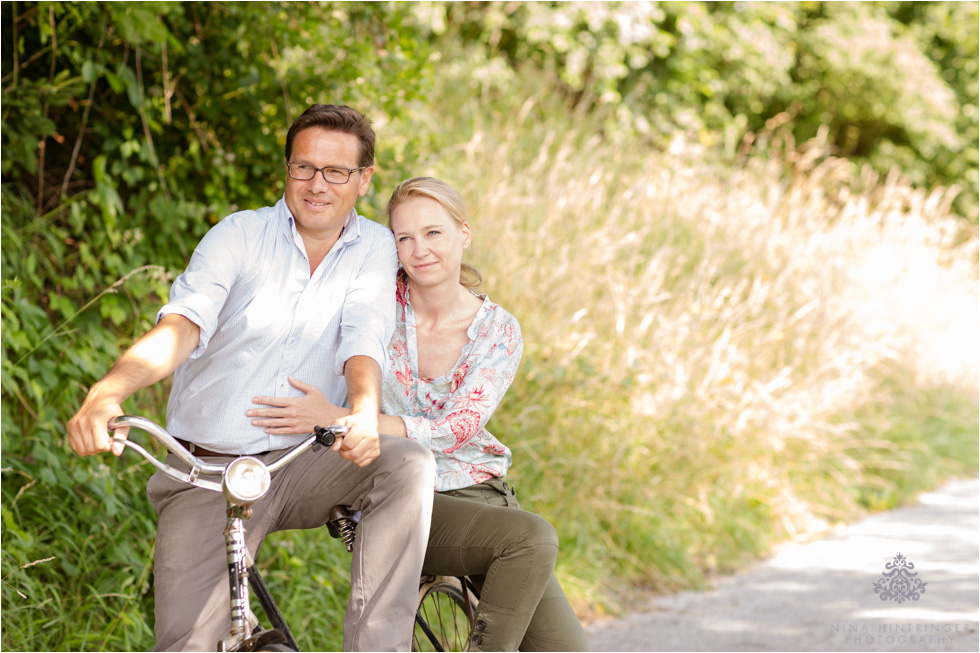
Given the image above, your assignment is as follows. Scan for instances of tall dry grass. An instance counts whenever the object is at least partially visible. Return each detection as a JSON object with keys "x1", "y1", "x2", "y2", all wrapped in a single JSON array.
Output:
[{"x1": 395, "y1": 94, "x2": 979, "y2": 614}]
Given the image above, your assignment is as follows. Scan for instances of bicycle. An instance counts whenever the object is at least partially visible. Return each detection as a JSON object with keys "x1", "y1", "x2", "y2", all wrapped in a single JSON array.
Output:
[{"x1": 107, "y1": 415, "x2": 478, "y2": 652}]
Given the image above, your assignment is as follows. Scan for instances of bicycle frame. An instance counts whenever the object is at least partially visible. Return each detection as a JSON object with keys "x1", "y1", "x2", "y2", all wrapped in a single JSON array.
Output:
[{"x1": 108, "y1": 416, "x2": 345, "y2": 652}]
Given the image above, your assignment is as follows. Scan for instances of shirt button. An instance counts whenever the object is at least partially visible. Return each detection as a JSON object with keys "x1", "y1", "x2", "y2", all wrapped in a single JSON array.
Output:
[
  {"x1": 471, "y1": 635, "x2": 483, "y2": 646},
  {"x1": 476, "y1": 620, "x2": 486, "y2": 631}
]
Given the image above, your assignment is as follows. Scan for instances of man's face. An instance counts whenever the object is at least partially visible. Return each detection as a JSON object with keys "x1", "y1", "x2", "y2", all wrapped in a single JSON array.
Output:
[{"x1": 284, "y1": 127, "x2": 373, "y2": 239}]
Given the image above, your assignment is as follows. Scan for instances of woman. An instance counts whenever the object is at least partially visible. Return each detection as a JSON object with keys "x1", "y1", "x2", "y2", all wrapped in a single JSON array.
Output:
[{"x1": 248, "y1": 177, "x2": 588, "y2": 651}]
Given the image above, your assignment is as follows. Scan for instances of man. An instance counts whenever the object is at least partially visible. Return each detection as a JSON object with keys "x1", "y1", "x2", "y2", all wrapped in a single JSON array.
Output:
[{"x1": 67, "y1": 104, "x2": 435, "y2": 651}]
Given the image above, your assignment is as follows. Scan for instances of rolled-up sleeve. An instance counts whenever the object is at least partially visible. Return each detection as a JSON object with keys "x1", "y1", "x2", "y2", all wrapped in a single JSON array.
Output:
[
  {"x1": 157, "y1": 218, "x2": 244, "y2": 359},
  {"x1": 334, "y1": 228, "x2": 398, "y2": 376}
]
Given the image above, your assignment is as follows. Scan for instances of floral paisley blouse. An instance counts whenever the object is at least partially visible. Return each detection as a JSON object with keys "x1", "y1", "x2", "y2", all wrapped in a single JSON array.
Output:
[{"x1": 381, "y1": 272, "x2": 523, "y2": 492}]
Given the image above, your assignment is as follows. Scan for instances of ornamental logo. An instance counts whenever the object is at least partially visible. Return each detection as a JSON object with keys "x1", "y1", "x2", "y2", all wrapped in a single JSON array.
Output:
[{"x1": 872, "y1": 553, "x2": 927, "y2": 604}]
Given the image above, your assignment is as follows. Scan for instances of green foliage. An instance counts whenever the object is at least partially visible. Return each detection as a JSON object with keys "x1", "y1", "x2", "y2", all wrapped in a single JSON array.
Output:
[
  {"x1": 428, "y1": 0, "x2": 979, "y2": 219},
  {"x1": 2, "y1": 2, "x2": 431, "y2": 649}
]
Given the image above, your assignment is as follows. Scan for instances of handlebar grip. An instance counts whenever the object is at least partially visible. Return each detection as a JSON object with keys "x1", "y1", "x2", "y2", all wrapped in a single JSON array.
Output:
[{"x1": 313, "y1": 425, "x2": 349, "y2": 447}]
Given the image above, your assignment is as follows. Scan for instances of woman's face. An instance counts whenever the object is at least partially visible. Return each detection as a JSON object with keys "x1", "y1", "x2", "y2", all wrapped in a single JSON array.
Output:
[{"x1": 390, "y1": 196, "x2": 471, "y2": 288}]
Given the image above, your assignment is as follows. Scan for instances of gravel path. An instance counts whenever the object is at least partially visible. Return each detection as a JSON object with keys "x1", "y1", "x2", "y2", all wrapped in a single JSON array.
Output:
[{"x1": 586, "y1": 477, "x2": 979, "y2": 652}]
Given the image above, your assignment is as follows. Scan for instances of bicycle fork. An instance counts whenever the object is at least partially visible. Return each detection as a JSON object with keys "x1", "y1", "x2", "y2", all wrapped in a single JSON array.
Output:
[
  {"x1": 223, "y1": 506, "x2": 253, "y2": 648},
  {"x1": 220, "y1": 505, "x2": 299, "y2": 652}
]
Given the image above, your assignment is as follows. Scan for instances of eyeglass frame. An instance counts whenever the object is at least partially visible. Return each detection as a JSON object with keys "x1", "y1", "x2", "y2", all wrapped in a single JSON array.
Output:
[{"x1": 285, "y1": 162, "x2": 367, "y2": 185}]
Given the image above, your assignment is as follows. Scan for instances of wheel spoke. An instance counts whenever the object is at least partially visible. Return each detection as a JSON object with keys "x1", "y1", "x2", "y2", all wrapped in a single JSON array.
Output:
[{"x1": 413, "y1": 578, "x2": 476, "y2": 652}]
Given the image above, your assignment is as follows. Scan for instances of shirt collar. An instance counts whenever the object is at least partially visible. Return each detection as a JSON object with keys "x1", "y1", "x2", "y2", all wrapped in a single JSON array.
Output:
[
  {"x1": 338, "y1": 207, "x2": 362, "y2": 243},
  {"x1": 277, "y1": 197, "x2": 362, "y2": 245}
]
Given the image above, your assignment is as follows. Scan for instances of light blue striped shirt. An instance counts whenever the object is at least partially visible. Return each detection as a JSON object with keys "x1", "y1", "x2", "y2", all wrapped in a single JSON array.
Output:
[{"x1": 158, "y1": 197, "x2": 397, "y2": 454}]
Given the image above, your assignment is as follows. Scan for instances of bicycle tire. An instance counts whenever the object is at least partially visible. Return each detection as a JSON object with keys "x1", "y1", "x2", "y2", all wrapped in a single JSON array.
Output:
[
  {"x1": 413, "y1": 576, "x2": 478, "y2": 652},
  {"x1": 240, "y1": 627, "x2": 298, "y2": 652}
]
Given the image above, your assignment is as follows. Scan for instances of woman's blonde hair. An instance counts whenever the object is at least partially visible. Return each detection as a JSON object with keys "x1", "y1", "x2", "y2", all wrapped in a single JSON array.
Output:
[{"x1": 386, "y1": 177, "x2": 482, "y2": 289}]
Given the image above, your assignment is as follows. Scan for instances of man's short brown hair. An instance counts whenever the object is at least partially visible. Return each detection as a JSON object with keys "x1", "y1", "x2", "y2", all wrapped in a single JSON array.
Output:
[{"x1": 285, "y1": 104, "x2": 375, "y2": 168}]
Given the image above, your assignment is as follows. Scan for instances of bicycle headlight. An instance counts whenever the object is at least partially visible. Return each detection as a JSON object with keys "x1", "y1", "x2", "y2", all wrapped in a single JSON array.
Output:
[{"x1": 222, "y1": 456, "x2": 271, "y2": 506}]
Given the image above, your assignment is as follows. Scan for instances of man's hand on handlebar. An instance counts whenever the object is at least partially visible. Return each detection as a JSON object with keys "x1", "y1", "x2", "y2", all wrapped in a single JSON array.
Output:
[
  {"x1": 333, "y1": 409, "x2": 381, "y2": 468},
  {"x1": 68, "y1": 395, "x2": 127, "y2": 457},
  {"x1": 66, "y1": 314, "x2": 201, "y2": 458}
]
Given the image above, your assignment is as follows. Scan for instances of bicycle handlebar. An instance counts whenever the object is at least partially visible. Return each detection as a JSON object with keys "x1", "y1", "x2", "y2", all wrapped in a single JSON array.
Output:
[
  {"x1": 107, "y1": 415, "x2": 349, "y2": 493},
  {"x1": 110, "y1": 415, "x2": 225, "y2": 473}
]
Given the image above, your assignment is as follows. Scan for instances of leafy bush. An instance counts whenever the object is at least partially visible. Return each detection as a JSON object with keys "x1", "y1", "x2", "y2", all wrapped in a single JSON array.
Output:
[
  {"x1": 427, "y1": 0, "x2": 979, "y2": 220},
  {"x1": 2, "y1": 2, "x2": 430, "y2": 649}
]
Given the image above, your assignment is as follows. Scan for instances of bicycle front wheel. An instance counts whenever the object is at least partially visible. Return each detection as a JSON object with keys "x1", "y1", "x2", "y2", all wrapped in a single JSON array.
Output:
[{"x1": 413, "y1": 576, "x2": 478, "y2": 652}]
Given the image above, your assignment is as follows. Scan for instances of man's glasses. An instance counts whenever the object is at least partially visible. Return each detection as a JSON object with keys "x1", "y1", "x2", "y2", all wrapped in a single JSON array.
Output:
[{"x1": 286, "y1": 163, "x2": 366, "y2": 185}]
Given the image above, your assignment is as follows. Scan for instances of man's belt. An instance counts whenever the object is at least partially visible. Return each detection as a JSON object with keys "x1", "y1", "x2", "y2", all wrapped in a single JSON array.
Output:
[{"x1": 176, "y1": 438, "x2": 244, "y2": 458}]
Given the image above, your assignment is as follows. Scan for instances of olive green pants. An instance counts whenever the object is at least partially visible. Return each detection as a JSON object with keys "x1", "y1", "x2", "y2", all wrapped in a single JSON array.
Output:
[{"x1": 425, "y1": 479, "x2": 589, "y2": 652}]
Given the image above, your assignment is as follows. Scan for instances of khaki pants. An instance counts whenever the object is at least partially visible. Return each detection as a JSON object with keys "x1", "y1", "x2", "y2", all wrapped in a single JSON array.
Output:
[
  {"x1": 427, "y1": 479, "x2": 589, "y2": 651},
  {"x1": 148, "y1": 435, "x2": 435, "y2": 652}
]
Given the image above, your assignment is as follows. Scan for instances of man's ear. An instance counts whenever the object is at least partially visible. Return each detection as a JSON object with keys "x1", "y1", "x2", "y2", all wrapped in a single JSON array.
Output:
[{"x1": 357, "y1": 166, "x2": 375, "y2": 197}]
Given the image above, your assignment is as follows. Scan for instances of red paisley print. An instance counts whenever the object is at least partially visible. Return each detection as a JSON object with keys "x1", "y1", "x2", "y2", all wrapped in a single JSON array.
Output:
[{"x1": 445, "y1": 409, "x2": 481, "y2": 454}]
